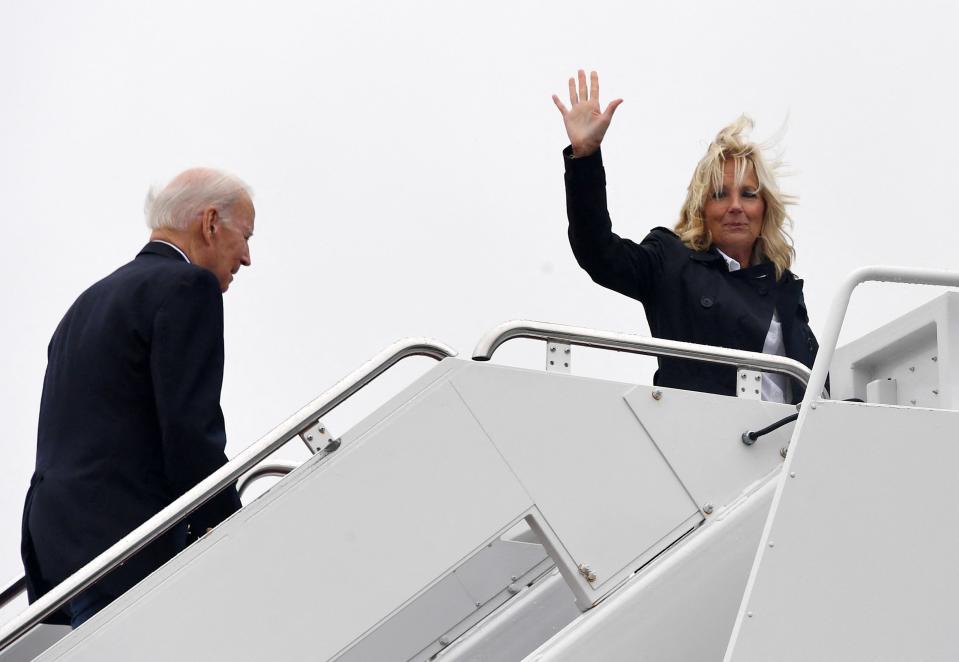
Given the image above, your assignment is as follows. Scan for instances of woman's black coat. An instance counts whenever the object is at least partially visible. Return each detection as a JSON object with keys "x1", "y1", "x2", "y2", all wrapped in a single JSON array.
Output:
[{"x1": 564, "y1": 147, "x2": 819, "y2": 402}]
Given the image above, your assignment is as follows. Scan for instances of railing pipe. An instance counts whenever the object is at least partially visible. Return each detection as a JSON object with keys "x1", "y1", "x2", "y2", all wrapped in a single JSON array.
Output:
[
  {"x1": 0, "y1": 338, "x2": 455, "y2": 651},
  {"x1": 473, "y1": 320, "x2": 815, "y2": 389},
  {"x1": 237, "y1": 462, "x2": 299, "y2": 500},
  {"x1": 799, "y1": 266, "x2": 959, "y2": 413}
]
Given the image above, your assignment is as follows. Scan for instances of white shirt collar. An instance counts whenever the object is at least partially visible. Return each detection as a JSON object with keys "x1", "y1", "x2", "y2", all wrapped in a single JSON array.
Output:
[
  {"x1": 715, "y1": 248, "x2": 741, "y2": 273},
  {"x1": 153, "y1": 240, "x2": 191, "y2": 264}
]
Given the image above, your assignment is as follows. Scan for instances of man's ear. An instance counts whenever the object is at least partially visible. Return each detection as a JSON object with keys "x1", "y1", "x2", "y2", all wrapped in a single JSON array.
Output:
[{"x1": 200, "y1": 208, "x2": 218, "y2": 247}]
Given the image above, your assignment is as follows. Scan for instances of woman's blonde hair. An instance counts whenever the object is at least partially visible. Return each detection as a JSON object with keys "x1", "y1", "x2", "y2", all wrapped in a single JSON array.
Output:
[{"x1": 674, "y1": 116, "x2": 797, "y2": 280}]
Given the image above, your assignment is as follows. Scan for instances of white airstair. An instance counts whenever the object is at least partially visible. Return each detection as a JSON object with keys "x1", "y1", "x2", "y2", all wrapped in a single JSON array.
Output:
[{"x1": 2, "y1": 267, "x2": 958, "y2": 661}]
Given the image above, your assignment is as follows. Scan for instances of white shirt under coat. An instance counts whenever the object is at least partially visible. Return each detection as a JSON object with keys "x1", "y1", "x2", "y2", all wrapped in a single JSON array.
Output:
[{"x1": 715, "y1": 249, "x2": 788, "y2": 404}]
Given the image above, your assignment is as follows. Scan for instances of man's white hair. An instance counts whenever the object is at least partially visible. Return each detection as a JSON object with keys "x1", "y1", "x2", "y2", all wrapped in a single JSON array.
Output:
[{"x1": 145, "y1": 167, "x2": 252, "y2": 231}]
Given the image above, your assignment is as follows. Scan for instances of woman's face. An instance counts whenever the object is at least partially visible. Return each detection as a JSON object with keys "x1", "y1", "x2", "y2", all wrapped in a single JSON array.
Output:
[{"x1": 703, "y1": 159, "x2": 765, "y2": 264}]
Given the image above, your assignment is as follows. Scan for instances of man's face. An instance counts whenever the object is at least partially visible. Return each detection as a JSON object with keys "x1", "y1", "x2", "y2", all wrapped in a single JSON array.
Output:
[{"x1": 210, "y1": 196, "x2": 254, "y2": 292}]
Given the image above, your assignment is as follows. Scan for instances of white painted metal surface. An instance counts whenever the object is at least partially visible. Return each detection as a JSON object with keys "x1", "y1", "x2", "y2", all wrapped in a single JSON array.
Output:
[
  {"x1": 728, "y1": 267, "x2": 959, "y2": 662},
  {"x1": 433, "y1": 570, "x2": 579, "y2": 662},
  {"x1": 450, "y1": 366, "x2": 702, "y2": 605},
  {"x1": 0, "y1": 338, "x2": 457, "y2": 653},
  {"x1": 624, "y1": 386, "x2": 793, "y2": 514},
  {"x1": 0, "y1": 625, "x2": 69, "y2": 662},
  {"x1": 37, "y1": 367, "x2": 535, "y2": 662},
  {"x1": 832, "y1": 292, "x2": 959, "y2": 408},
  {"x1": 31, "y1": 357, "x2": 791, "y2": 662},
  {"x1": 526, "y1": 474, "x2": 778, "y2": 662},
  {"x1": 339, "y1": 535, "x2": 552, "y2": 661},
  {"x1": 727, "y1": 401, "x2": 959, "y2": 660}
]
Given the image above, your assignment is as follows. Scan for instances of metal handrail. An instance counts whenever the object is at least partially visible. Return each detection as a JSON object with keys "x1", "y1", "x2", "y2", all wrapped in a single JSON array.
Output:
[
  {"x1": 237, "y1": 462, "x2": 299, "y2": 500},
  {"x1": 729, "y1": 267, "x2": 959, "y2": 648},
  {"x1": 472, "y1": 320, "x2": 815, "y2": 389},
  {"x1": 0, "y1": 576, "x2": 25, "y2": 612},
  {"x1": 0, "y1": 337, "x2": 456, "y2": 651},
  {"x1": 799, "y1": 266, "x2": 959, "y2": 413}
]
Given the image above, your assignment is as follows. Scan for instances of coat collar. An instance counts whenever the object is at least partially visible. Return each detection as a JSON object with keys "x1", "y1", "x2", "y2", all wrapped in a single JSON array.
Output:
[
  {"x1": 138, "y1": 241, "x2": 190, "y2": 263},
  {"x1": 689, "y1": 248, "x2": 777, "y2": 279}
]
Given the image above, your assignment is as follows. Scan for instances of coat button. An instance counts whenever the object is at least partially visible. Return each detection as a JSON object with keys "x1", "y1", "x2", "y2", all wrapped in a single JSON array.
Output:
[{"x1": 700, "y1": 296, "x2": 714, "y2": 308}]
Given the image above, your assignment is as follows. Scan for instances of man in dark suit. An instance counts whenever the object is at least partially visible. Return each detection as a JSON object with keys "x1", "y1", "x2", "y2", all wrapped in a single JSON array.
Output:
[{"x1": 21, "y1": 168, "x2": 255, "y2": 627}]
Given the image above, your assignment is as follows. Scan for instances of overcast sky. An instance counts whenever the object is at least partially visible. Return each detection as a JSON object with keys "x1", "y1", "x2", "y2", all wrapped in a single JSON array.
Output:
[{"x1": 2, "y1": 0, "x2": 957, "y2": 617}]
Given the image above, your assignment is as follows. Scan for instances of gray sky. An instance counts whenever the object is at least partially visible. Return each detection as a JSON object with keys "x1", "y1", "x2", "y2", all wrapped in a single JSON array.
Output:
[{"x1": 2, "y1": 0, "x2": 958, "y2": 617}]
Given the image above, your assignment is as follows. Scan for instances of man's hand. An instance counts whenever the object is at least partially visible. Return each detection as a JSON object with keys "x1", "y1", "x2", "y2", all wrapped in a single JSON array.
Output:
[{"x1": 552, "y1": 70, "x2": 623, "y2": 158}]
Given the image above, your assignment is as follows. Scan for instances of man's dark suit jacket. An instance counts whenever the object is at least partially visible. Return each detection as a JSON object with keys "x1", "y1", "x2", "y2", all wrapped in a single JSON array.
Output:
[{"x1": 21, "y1": 241, "x2": 242, "y2": 622}]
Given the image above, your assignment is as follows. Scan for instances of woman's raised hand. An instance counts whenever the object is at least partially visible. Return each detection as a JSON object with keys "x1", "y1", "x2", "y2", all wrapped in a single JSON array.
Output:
[{"x1": 552, "y1": 70, "x2": 623, "y2": 158}]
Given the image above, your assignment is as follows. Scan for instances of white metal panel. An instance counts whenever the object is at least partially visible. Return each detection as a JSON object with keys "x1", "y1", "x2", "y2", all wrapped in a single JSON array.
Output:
[
  {"x1": 526, "y1": 476, "x2": 777, "y2": 662},
  {"x1": 0, "y1": 625, "x2": 69, "y2": 662},
  {"x1": 435, "y1": 570, "x2": 580, "y2": 662},
  {"x1": 451, "y1": 364, "x2": 700, "y2": 593},
  {"x1": 625, "y1": 385, "x2": 792, "y2": 512},
  {"x1": 831, "y1": 292, "x2": 959, "y2": 409},
  {"x1": 728, "y1": 401, "x2": 959, "y2": 661},
  {"x1": 37, "y1": 374, "x2": 534, "y2": 662},
  {"x1": 338, "y1": 536, "x2": 550, "y2": 662}
]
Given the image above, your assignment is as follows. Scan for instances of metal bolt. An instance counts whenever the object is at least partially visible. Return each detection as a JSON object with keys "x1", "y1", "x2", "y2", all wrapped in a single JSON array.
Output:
[
  {"x1": 933, "y1": 389, "x2": 939, "y2": 395},
  {"x1": 910, "y1": 399, "x2": 917, "y2": 405},
  {"x1": 755, "y1": 375, "x2": 761, "y2": 382},
  {"x1": 651, "y1": 389, "x2": 663, "y2": 400},
  {"x1": 564, "y1": 362, "x2": 569, "y2": 368},
  {"x1": 747, "y1": 611, "x2": 754, "y2": 618},
  {"x1": 768, "y1": 541, "x2": 775, "y2": 548},
  {"x1": 564, "y1": 348, "x2": 570, "y2": 354},
  {"x1": 550, "y1": 346, "x2": 556, "y2": 353},
  {"x1": 510, "y1": 575, "x2": 517, "y2": 581},
  {"x1": 306, "y1": 435, "x2": 314, "y2": 442},
  {"x1": 741, "y1": 373, "x2": 747, "y2": 380},
  {"x1": 507, "y1": 583, "x2": 520, "y2": 595},
  {"x1": 549, "y1": 360, "x2": 554, "y2": 365},
  {"x1": 932, "y1": 356, "x2": 938, "y2": 362},
  {"x1": 703, "y1": 503, "x2": 714, "y2": 515},
  {"x1": 780, "y1": 447, "x2": 788, "y2": 458},
  {"x1": 577, "y1": 563, "x2": 597, "y2": 583},
  {"x1": 319, "y1": 427, "x2": 326, "y2": 434},
  {"x1": 789, "y1": 472, "x2": 796, "y2": 478},
  {"x1": 475, "y1": 601, "x2": 482, "y2": 608},
  {"x1": 909, "y1": 366, "x2": 916, "y2": 372},
  {"x1": 439, "y1": 636, "x2": 451, "y2": 646},
  {"x1": 810, "y1": 402, "x2": 817, "y2": 410}
]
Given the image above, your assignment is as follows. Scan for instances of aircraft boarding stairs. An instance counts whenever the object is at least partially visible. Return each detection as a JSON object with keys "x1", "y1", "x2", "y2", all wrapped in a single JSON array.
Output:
[{"x1": 3, "y1": 267, "x2": 959, "y2": 661}]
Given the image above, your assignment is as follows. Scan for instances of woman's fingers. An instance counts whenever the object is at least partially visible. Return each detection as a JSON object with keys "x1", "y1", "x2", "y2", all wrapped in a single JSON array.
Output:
[
  {"x1": 568, "y1": 77, "x2": 577, "y2": 106},
  {"x1": 590, "y1": 70, "x2": 599, "y2": 101},
  {"x1": 552, "y1": 94, "x2": 569, "y2": 116},
  {"x1": 577, "y1": 70, "x2": 588, "y2": 104}
]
